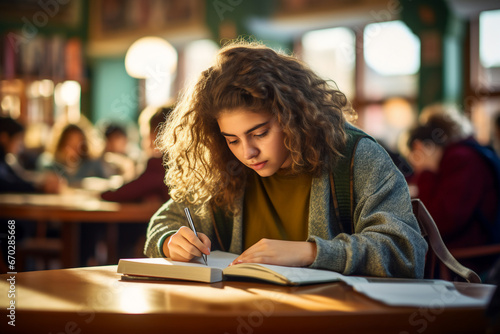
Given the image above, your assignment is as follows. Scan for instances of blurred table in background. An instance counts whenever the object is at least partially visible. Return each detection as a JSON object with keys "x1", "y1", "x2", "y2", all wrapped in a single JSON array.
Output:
[{"x1": 0, "y1": 192, "x2": 161, "y2": 269}]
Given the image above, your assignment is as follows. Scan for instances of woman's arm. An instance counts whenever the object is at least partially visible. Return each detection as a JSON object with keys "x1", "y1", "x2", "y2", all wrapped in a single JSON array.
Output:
[
  {"x1": 310, "y1": 139, "x2": 427, "y2": 278},
  {"x1": 143, "y1": 199, "x2": 214, "y2": 259}
]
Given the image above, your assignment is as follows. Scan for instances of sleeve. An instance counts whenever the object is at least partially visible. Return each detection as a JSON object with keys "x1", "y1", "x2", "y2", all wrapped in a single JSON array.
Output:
[
  {"x1": 0, "y1": 163, "x2": 36, "y2": 193},
  {"x1": 143, "y1": 199, "x2": 216, "y2": 258},
  {"x1": 309, "y1": 139, "x2": 428, "y2": 278}
]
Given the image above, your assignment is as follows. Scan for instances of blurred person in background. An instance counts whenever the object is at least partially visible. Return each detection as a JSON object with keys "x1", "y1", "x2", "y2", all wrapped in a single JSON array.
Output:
[
  {"x1": 100, "y1": 106, "x2": 171, "y2": 259},
  {"x1": 0, "y1": 116, "x2": 61, "y2": 193},
  {"x1": 101, "y1": 106, "x2": 171, "y2": 204},
  {"x1": 99, "y1": 123, "x2": 136, "y2": 183},
  {"x1": 404, "y1": 103, "x2": 499, "y2": 276},
  {"x1": 0, "y1": 116, "x2": 63, "y2": 271},
  {"x1": 38, "y1": 122, "x2": 109, "y2": 188}
]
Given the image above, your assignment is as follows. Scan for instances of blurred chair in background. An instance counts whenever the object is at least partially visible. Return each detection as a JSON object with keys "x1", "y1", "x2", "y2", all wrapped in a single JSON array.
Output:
[{"x1": 412, "y1": 198, "x2": 480, "y2": 283}]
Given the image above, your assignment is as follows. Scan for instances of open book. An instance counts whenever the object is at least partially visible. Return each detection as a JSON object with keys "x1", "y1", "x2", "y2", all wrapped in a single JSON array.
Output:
[
  {"x1": 117, "y1": 250, "x2": 367, "y2": 286},
  {"x1": 117, "y1": 251, "x2": 495, "y2": 307}
]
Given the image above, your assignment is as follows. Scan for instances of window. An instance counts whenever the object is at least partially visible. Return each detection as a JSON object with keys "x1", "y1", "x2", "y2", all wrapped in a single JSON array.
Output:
[
  {"x1": 300, "y1": 21, "x2": 420, "y2": 151},
  {"x1": 479, "y1": 9, "x2": 500, "y2": 87},
  {"x1": 360, "y1": 20, "x2": 420, "y2": 150},
  {"x1": 363, "y1": 20, "x2": 420, "y2": 100},
  {"x1": 301, "y1": 27, "x2": 355, "y2": 100},
  {"x1": 470, "y1": 9, "x2": 500, "y2": 145},
  {"x1": 181, "y1": 39, "x2": 219, "y2": 90}
]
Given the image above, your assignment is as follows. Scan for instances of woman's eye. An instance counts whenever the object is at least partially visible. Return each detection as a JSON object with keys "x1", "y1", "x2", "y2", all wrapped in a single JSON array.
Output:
[
  {"x1": 228, "y1": 139, "x2": 239, "y2": 145},
  {"x1": 255, "y1": 130, "x2": 268, "y2": 138}
]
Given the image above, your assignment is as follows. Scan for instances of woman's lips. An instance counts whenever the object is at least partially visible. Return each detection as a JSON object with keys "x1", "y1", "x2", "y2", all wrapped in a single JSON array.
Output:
[{"x1": 249, "y1": 161, "x2": 267, "y2": 170}]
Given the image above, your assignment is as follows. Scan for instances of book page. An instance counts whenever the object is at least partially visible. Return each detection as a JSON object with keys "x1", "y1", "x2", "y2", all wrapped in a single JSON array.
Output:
[
  {"x1": 224, "y1": 263, "x2": 368, "y2": 285},
  {"x1": 205, "y1": 251, "x2": 238, "y2": 269}
]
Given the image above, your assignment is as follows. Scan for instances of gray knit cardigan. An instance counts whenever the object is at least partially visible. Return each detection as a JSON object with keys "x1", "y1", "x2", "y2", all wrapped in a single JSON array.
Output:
[{"x1": 144, "y1": 138, "x2": 428, "y2": 278}]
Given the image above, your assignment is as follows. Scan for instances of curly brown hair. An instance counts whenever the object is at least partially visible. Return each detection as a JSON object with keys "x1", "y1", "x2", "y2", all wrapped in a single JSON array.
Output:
[{"x1": 158, "y1": 41, "x2": 354, "y2": 213}]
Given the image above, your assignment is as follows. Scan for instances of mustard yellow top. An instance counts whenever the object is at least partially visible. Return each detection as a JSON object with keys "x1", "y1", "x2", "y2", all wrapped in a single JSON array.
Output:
[{"x1": 243, "y1": 170, "x2": 313, "y2": 250}]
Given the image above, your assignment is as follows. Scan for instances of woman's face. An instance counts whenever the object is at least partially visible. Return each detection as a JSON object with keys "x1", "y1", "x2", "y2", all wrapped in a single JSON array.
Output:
[
  {"x1": 217, "y1": 109, "x2": 291, "y2": 177},
  {"x1": 62, "y1": 131, "x2": 85, "y2": 165}
]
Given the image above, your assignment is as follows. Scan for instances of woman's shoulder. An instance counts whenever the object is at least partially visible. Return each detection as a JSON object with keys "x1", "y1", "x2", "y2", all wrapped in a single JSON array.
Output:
[
  {"x1": 354, "y1": 137, "x2": 393, "y2": 169},
  {"x1": 341, "y1": 123, "x2": 388, "y2": 165}
]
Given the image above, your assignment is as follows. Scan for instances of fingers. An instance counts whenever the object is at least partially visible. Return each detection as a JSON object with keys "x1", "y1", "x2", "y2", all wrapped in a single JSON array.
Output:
[
  {"x1": 230, "y1": 239, "x2": 272, "y2": 265},
  {"x1": 197, "y1": 233, "x2": 212, "y2": 255},
  {"x1": 230, "y1": 239, "x2": 317, "y2": 267},
  {"x1": 167, "y1": 226, "x2": 211, "y2": 262}
]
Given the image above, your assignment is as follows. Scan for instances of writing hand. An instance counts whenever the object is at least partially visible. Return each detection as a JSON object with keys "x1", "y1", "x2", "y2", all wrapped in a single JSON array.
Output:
[
  {"x1": 164, "y1": 226, "x2": 211, "y2": 262},
  {"x1": 230, "y1": 239, "x2": 317, "y2": 267}
]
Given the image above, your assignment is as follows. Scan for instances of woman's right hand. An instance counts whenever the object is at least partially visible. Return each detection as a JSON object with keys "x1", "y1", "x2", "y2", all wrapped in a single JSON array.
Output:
[{"x1": 162, "y1": 226, "x2": 211, "y2": 261}]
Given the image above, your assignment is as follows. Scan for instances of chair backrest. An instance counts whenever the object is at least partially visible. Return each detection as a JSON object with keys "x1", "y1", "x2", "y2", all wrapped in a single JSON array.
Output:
[{"x1": 411, "y1": 198, "x2": 481, "y2": 283}]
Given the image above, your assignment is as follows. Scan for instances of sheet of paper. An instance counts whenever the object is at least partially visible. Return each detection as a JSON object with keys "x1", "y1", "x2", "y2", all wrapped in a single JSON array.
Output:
[{"x1": 352, "y1": 282, "x2": 494, "y2": 307}]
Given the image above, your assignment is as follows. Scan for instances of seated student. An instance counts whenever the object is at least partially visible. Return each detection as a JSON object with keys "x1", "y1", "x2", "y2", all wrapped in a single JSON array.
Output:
[
  {"x1": 100, "y1": 107, "x2": 171, "y2": 260},
  {"x1": 0, "y1": 116, "x2": 61, "y2": 193},
  {"x1": 405, "y1": 103, "x2": 499, "y2": 274},
  {"x1": 100, "y1": 123, "x2": 136, "y2": 183},
  {"x1": 101, "y1": 106, "x2": 171, "y2": 203},
  {"x1": 143, "y1": 42, "x2": 427, "y2": 278},
  {"x1": 38, "y1": 122, "x2": 109, "y2": 187}
]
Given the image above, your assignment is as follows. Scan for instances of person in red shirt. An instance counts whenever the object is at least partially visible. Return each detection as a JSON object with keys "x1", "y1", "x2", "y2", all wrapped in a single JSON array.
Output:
[
  {"x1": 405, "y1": 103, "x2": 498, "y2": 275},
  {"x1": 101, "y1": 106, "x2": 171, "y2": 204}
]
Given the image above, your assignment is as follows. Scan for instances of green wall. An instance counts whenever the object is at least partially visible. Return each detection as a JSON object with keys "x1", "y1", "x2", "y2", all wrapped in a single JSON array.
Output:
[{"x1": 90, "y1": 58, "x2": 138, "y2": 124}]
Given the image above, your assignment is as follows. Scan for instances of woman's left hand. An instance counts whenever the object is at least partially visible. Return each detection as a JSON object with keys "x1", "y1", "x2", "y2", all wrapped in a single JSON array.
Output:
[{"x1": 230, "y1": 239, "x2": 317, "y2": 267}]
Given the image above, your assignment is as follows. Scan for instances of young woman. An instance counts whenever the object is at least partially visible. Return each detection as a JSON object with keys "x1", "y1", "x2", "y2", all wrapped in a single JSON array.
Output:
[{"x1": 144, "y1": 42, "x2": 427, "y2": 278}]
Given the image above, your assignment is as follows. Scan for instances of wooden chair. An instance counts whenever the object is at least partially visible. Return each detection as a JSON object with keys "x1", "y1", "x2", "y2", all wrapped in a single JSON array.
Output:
[{"x1": 411, "y1": 198, "x2": 481, "y2": 283}]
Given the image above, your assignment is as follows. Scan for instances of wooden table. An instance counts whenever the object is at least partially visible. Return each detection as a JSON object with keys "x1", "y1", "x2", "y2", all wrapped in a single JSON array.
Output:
[
  {"x1": 0, "y1": 266, "x2": 495, "y2": 334},
  {"x1": 0, "y1": 193, "x2": 161, "y2": 268}
]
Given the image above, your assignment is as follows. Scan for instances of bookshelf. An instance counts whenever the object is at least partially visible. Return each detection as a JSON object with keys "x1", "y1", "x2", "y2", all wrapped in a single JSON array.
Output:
[
  {"x1": 0, "y1": 0, "x2": 88, "y2": 126},
  {"x1": 1, "y1": 33, "x2": 87, "y2": 125}
]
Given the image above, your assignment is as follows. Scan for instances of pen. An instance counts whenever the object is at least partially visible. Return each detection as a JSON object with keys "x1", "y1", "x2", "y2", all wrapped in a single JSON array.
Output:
[{"x1": 183, "y1": 207, "x2": 208, "y2": 266}]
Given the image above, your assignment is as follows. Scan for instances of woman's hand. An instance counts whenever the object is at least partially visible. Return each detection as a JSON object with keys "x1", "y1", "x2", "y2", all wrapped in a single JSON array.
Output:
[
  {"x1": 230, "y1": 239, "x2": 317, "y2": 267},
  {"x1": 162, "y1": 226, "x2": 211, "y2": 262}
]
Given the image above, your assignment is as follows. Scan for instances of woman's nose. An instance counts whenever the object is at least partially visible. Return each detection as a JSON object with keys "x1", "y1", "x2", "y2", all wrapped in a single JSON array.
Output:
[{"x1": 243, "y1": 142, "x2": 259, "y2": 160}]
